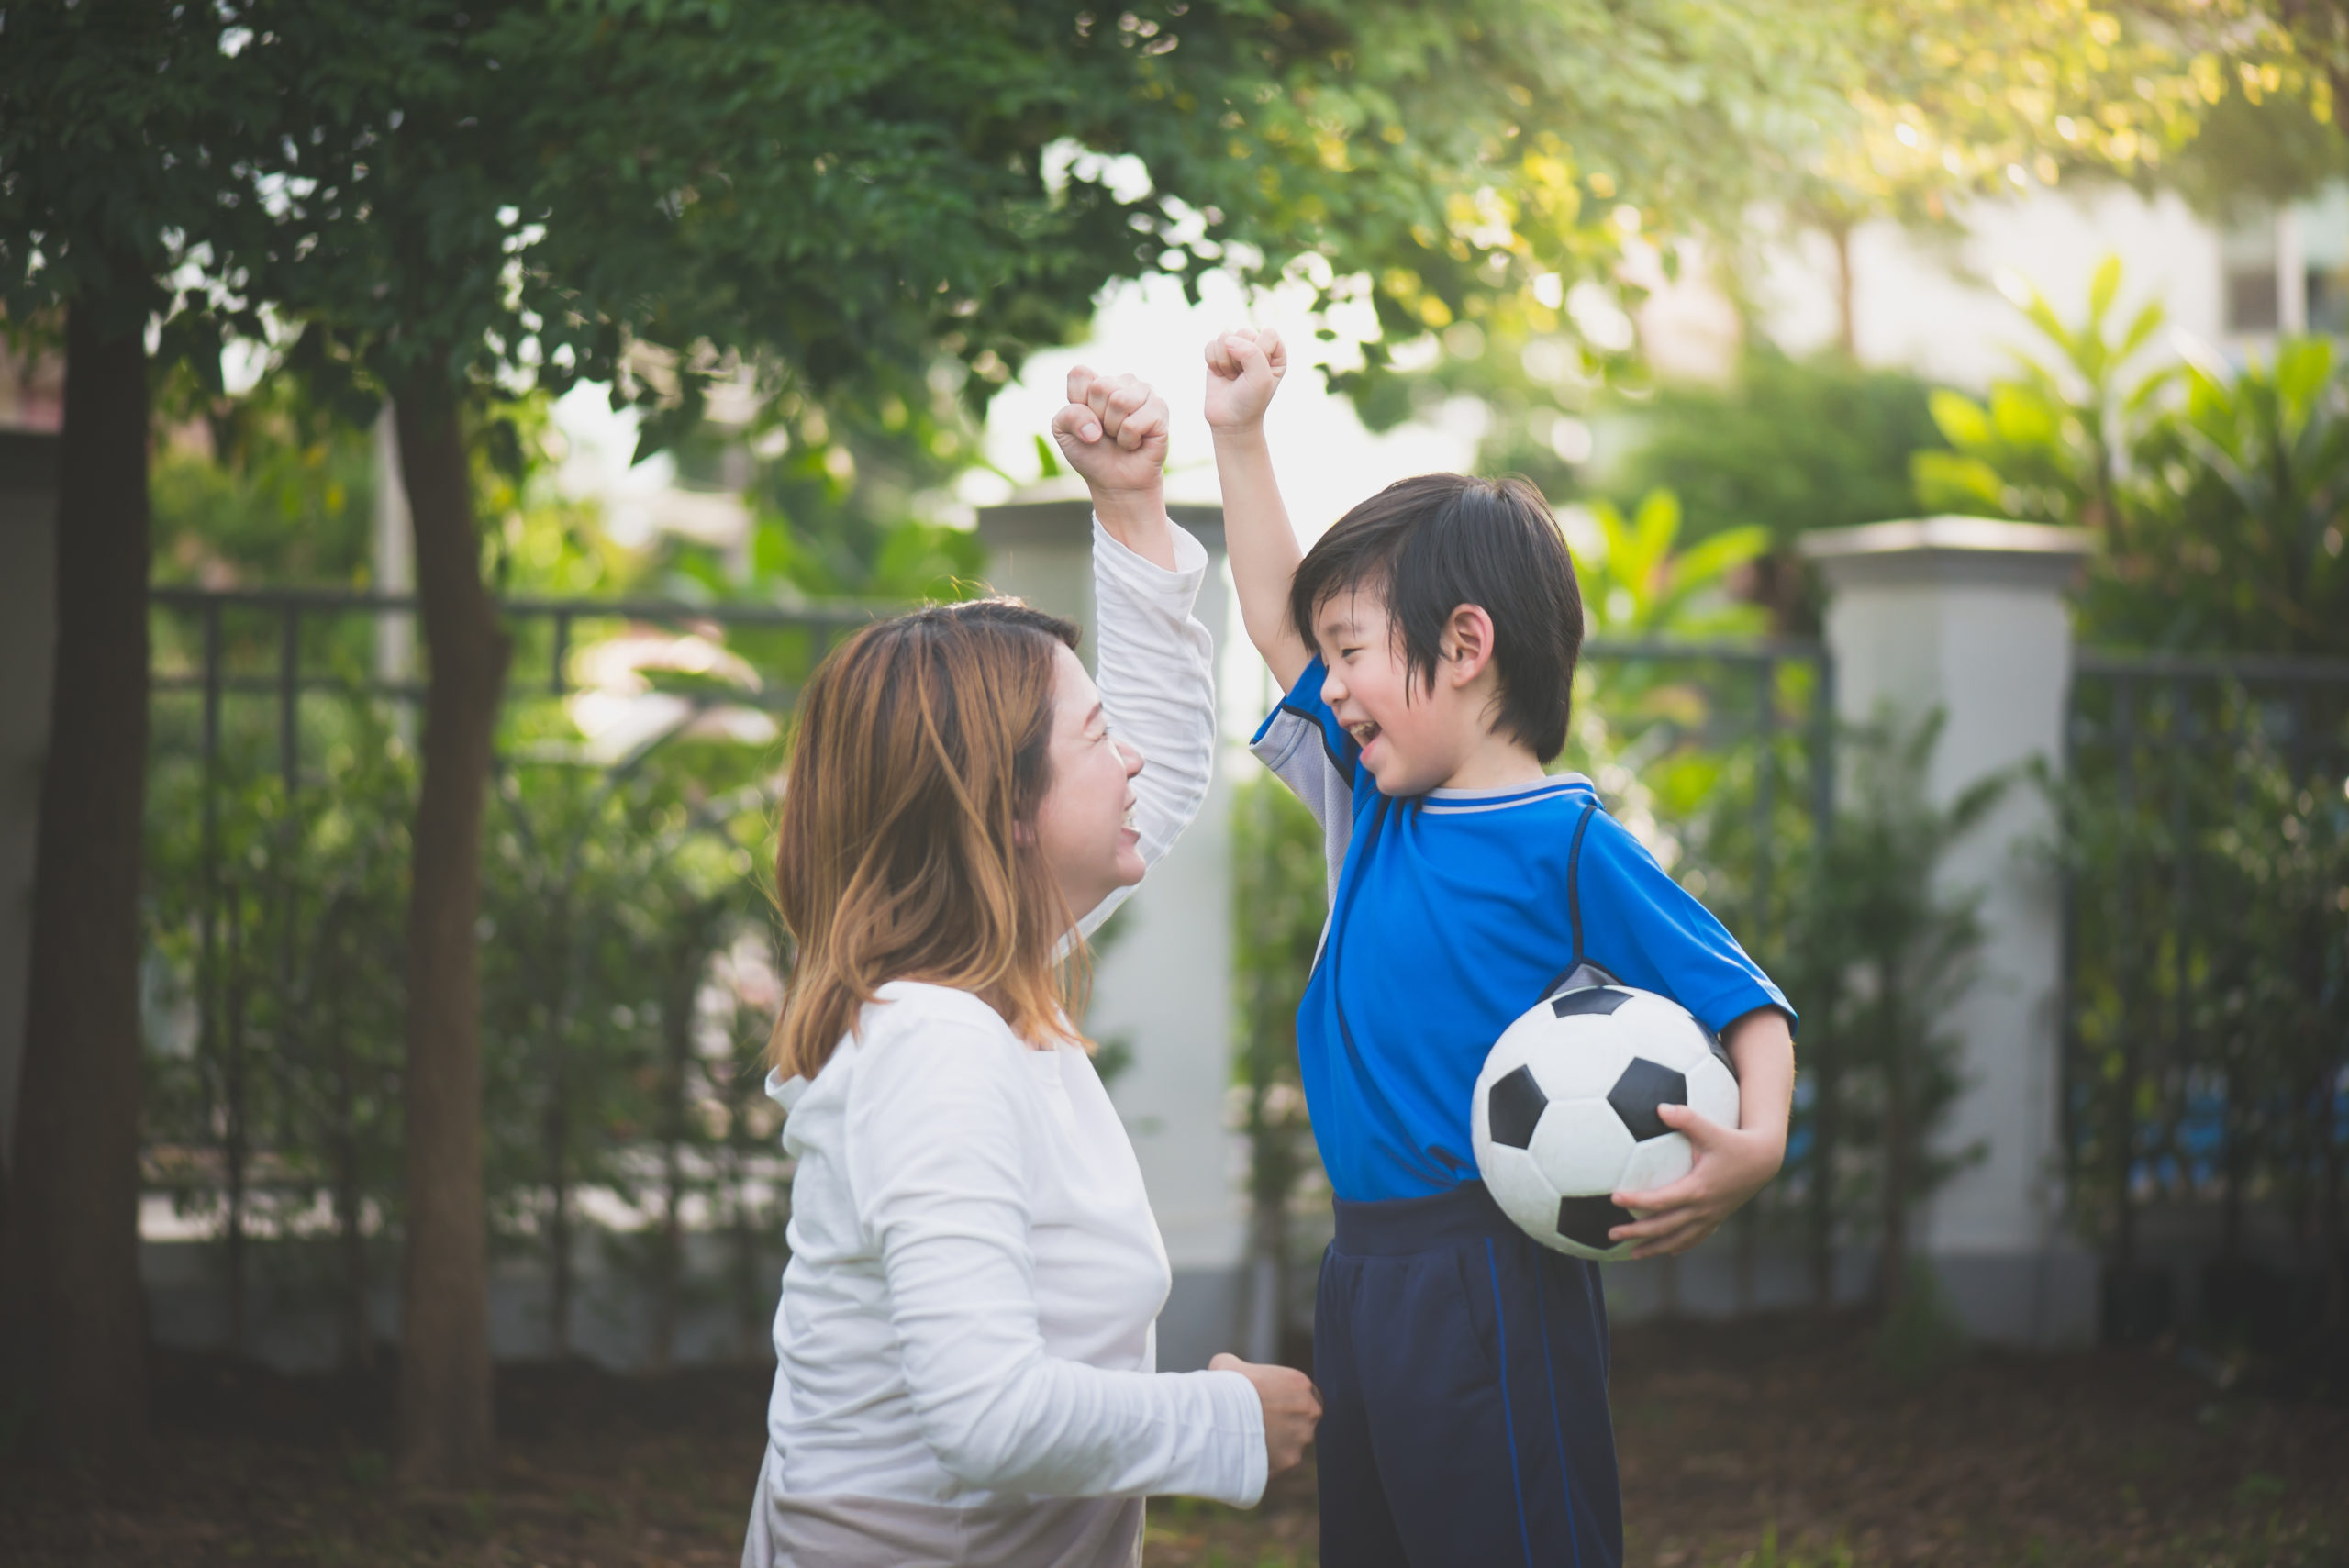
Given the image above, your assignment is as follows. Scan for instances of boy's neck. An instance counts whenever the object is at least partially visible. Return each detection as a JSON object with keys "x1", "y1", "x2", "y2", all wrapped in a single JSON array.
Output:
[{"x1": 1434, "y1": 735, "x2": 1550, "y2": 794}]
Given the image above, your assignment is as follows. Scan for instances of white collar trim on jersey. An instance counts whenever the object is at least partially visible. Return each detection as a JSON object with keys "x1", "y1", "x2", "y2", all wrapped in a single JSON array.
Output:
[{"x1": 1419, "y1": 773, "x2": 1595, "y2": 814}]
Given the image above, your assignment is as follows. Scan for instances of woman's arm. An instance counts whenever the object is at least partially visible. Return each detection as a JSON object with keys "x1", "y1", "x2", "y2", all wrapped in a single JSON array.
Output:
[
  {"x1": 1079, "y1": 514, "x2": 1217, "y2": 937},
  {"x1": 1052, "y1": 369, "x2": 1219, "y2": 939},
  {"x1": 845, "y1": 1001, "x2": 1267, "y2": 1502}
]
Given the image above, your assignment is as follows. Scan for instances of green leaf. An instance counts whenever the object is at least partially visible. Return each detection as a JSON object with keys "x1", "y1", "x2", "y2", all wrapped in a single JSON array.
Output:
[
  {"x1": 1910, "y1": 450, "x2": 2008, "y2": 515},
  {"x1": 1988, "y1": 384, "x2": 2061, "y2": 450},
  {"x1": 2087, "y1": 253, "x2": 2122, "y2": 326},
  {"x1": 2274, "y1": 336, "x2": 2332, "y2": 416},
  {"x1": 2114, "y1": 298, "x2": 2167, "y2": 364},
  {"x1": 1669, "y1": 524, "x2": 1770, "y2": 593},
  {"x1": 1928, "y1": 389, "x2": 1995, "y2": 451}
]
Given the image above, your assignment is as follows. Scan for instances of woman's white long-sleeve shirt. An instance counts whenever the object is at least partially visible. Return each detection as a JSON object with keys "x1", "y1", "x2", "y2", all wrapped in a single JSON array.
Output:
[{"x1": 744, "y1": 521, "x2": 1256, "y2": 1568}]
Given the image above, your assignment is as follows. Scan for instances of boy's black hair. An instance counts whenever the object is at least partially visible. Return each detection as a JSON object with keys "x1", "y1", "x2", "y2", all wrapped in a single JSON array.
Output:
[{"x1": 1287, "y1": 473, "x2": 1585, "y2": 762}]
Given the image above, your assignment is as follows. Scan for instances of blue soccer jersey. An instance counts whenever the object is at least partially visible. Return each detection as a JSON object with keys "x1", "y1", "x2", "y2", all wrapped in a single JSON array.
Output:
[{"x1": 1251, "y1": 657, "x2": 1794, "y2": 1203}]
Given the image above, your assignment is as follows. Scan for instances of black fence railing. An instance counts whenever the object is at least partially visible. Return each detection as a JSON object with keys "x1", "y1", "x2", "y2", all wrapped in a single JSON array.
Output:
[
  {"x1": 142, "y1": 586, "x2": 892, "y2": 1367},
  {"x1": 2062, "y1": 648, "x2": 2349, "y2": 1342},
  {"x1": 161, "y1": 590, "x2": 2349, "y2": 1354},
  {"x1": 1565, "y1": 638, "x2": 1838, "y2": 1310},
  {"x1": 141, "y1": 584, "x2": 1849, "y2": 1362}
]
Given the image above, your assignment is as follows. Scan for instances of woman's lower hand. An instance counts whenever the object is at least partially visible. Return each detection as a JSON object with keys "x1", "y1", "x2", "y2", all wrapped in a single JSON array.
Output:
[{"x1": 1209, "y1": 1352, "x2": 1321, "y2": 1477}]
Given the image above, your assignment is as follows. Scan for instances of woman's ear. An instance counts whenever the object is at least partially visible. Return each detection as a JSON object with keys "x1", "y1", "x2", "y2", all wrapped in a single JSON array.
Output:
[{"x1": 1442, "y1": 604, "x2": 1497, "y2": 686}]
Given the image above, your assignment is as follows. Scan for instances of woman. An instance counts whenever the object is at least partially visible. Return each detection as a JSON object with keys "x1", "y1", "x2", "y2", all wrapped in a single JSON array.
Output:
[{"x1": 743, "y1": 374, "x2": 1319, "y2": 1568}]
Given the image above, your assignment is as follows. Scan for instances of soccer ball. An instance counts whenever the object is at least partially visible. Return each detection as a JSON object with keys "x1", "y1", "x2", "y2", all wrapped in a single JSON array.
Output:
[{"x1": 1470, "y1": 984, "x2": 1740, "y2": 1261}]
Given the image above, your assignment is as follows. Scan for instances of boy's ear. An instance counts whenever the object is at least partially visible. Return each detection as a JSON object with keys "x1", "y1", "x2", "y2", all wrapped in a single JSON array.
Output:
[{"x1": 1441, "y1": 604, "x2": 1497, "y2": 686}]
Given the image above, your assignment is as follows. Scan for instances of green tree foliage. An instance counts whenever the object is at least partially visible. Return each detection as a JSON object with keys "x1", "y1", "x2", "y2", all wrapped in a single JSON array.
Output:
[
  {"x1": 1581, "y1": 357, "x2": 1945, "y2": 632},
  {"x1": 1940, "y1": 258, "x2": 2349, "y2": 1324},
  {"x1": 1912, "y1": 254, "x2": 2171, "y2": 544},
  {"x1": 2042, "y1": 708, "x2": 2349, "y2": 1303},
  {"x1": 167, "y1": 4, "x2": 1867, "y2": 1473},
  {"x1": 1778, "y1": 712, "x2": 1996, "y2": 1312},
  {"x1": 2160, "y1": 76, "x2": 2349, "y2": 219},
  {"x1": 140, "y1": 640, "x2": 793, "y2": 1372},
  {"x1": 1579, "y1": 491, "x2": 1766, "y2": 639},
  {"x1": 144, "y1": 698, "x2": 417, "y2": 1372},
  {"x1": 1595, "y1": 357, "x2": 1943, "y2": 549},
  {"x1": 2123, "y1": 341, "x2": 2349, "y2": 656},
  {"x1": 0, "y1": 0, "x2": 278, "y2": 1472},
  {"x1": 1920, "y1": 255, "x2": 2349, "y2": 657},
  {"x1": 1230, "y1": 775, "x2": 1329, "y2": 1362},
  {"x1": 1564, "y1": 490, "x2": 1778, "y2": 867},
  {"x1": 150, "y1": 378, "x2": 379, "y2": 589}
]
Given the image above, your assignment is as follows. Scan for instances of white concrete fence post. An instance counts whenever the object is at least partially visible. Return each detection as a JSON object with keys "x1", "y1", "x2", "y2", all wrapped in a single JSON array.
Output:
[
  {"x1": 1800, "y1": 517, "x2": 2100, "y2": 1346},
  {"x1": 976, "y1": 495, "x2": 1246, "y2": 1372}
]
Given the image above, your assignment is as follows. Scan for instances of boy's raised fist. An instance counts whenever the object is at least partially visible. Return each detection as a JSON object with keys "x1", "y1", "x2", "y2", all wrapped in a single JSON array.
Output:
[
  {"x1": 1051, "y1": 367, "x2": 1170, "y2": 500},
  {"x1": 1204, "y1": 328, "x2": 1286, "y2": 431}
]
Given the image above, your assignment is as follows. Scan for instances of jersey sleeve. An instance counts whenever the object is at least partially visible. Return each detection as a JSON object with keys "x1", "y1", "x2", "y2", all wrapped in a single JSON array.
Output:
[
  {"x1": 1573, "y1": 809, "x2": 1796, "y2": 1037},
  {"x1": 1247, "y1": 655, "x2": 1359, "y2": 896},
  {"x1": 1076, "y1": 515, "x2": 1219, "y2": 939}
]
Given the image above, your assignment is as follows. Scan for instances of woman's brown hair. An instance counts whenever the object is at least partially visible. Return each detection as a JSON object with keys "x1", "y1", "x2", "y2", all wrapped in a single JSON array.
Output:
[{"x1": 768, "y1": 598, "x2": 1087, "y2": 1079}]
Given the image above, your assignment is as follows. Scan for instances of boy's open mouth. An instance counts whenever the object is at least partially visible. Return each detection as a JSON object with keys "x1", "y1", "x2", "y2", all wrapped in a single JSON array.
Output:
[{"x1": 1347, "y1": 721, "x2": 1381, "y2": 747}]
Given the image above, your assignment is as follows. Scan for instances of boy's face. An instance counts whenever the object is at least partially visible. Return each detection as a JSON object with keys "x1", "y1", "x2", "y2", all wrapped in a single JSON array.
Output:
[{"x1": 1313, "y1": 588, "x2": 1478, "y2": 796}]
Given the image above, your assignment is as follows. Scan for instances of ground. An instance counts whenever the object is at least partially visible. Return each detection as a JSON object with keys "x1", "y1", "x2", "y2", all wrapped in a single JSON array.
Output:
[{"x1": 4, "y1": 1313, "x2": 2343, "y2": 1567}]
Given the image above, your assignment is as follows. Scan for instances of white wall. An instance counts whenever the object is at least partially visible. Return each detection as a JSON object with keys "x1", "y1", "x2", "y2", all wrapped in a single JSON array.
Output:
[{"x1": 1764, "y1": 186, "x2": 2228, "y2": 386}]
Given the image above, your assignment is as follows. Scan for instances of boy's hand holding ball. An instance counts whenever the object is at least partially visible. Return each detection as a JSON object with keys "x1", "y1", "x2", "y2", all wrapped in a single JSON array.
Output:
[{"x1": 1609, "y1": 1008, "x2": 1795, "y2": 1259}]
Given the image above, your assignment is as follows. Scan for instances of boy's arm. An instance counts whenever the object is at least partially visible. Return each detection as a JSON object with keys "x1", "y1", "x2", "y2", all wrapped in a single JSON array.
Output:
[
  {"x1": 1610, "y1": 1006, "x2": 1794, "y2": 1259},
  {"x1": 1205, "y1": 329, "x2": 1312, "y2": 690}
]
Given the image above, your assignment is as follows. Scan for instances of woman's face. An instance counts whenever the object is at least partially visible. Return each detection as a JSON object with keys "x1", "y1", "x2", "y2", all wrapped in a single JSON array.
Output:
[{"x1": 1031, "y1": 642, "x2": 1146, "y2": 920}]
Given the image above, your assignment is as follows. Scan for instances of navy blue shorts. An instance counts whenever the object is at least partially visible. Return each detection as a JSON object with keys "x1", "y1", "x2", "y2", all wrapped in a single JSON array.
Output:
[{"x1": 1313, "y1": 1182, "x2": 1622, "y2": 1568}]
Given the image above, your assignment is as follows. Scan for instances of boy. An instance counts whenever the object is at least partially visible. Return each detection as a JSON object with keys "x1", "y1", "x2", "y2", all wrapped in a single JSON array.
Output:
[{"x1": 1179, "y1": 328, "x2": 1798, "y2": 1567}]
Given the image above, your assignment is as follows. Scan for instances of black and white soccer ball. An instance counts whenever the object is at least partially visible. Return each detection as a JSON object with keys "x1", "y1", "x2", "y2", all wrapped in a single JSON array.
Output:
[{"x1": 1471, "y1": 984, "x2": 1740, "y2": 1261}]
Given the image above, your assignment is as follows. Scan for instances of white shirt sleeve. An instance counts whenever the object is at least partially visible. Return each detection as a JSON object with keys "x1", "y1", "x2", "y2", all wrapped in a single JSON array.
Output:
[
  {"x1": 843, "y1": 1001, "x2": 1266, "y2": 1504},
  {"x1": 1075, "y1": 517, "x2": 1218, "y2": 939}
]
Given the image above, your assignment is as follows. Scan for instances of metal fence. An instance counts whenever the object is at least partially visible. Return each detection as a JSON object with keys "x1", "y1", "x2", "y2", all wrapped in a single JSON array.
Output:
[
  {"x1": 162, "y1": 596, "x2": 2349, "y2": 1352},
  {"x1": 2062, "y1": 648, "x2": 2349, "y2": 1340},
  {"x1": 139, "y1": 589, "x2": 1843, "y2": 1362},
  {"x1": 143, "y1": 585, "x2": 885, "y2": 1368},
  {"x1": 1570, "y1": 636, "x2": 1838, "y2": 1309}
]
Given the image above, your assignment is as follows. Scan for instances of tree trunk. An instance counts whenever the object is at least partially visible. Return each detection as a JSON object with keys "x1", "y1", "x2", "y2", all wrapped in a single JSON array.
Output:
[
  {"x1": 1829, "y1": 220, "x2": 1857, "y2": 361},
  {"x1": 393, "y1": 382, "x2": 509, "y2": 1486},
  {"x1": 10, "y1": 295, "x2": 154, "y2": 1471}
]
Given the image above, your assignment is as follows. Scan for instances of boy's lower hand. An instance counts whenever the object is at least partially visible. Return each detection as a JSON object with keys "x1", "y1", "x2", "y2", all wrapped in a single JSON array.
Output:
[
  {"x1": 1052, "y1": 367, "x2": 1171, "y2": 536},
  {"x1": 1608, "y1": 1102, "x2": 1785, "y2": 1259}
]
